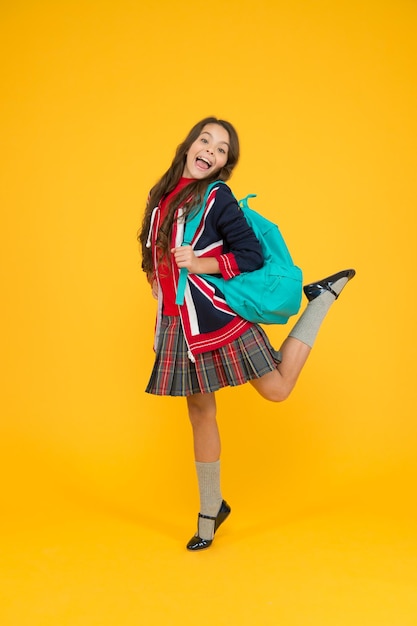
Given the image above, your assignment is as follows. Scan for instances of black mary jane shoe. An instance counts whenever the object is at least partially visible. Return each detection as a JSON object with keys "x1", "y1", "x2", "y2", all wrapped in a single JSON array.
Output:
[
  {"x1": 303, "y1": 268, "x2": 356, "y2": 302},
  {"x1": 186, "y1": 500, "x2": 231, "y2": 552}
]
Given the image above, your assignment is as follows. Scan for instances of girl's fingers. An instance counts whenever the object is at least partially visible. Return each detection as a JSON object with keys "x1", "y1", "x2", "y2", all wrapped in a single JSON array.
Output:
[
  {"x1": 171, "y1": 246, "x2": 196, "y2": 271},
  {"x1": 172, "y1": 246, "x2": 193, "y2": 262}
]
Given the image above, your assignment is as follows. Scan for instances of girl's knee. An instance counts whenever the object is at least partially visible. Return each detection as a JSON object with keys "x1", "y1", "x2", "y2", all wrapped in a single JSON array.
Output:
[
  {"x1": 271, "y1": 388, "x2": 291, "y2": 402},
  {"x1": 250, "y1": 376, "x2": 292, "y2": 402},
  {"x1": 187, "y1": 395, "x2": 208, "y2": 413},
  {"x1": 262, "y1": 387, "x2": 291, "y2": 402},
  {"x1": 187, "y1": 393, "x2": 216, "y2": 422}
]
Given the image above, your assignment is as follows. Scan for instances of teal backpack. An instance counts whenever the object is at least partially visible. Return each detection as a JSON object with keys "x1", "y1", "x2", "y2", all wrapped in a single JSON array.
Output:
[{"x1": 175, "y1": 181, "x2": 302, "y2": 325}]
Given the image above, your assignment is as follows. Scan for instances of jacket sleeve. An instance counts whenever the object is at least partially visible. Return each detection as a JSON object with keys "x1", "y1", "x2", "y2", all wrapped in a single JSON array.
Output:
[{"x1": 213, "y1": 185, "x2": 264, "y2": 279}]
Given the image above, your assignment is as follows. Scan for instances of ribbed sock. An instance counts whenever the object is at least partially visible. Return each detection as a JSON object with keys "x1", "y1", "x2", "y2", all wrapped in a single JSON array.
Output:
[
  {"x1": 289, "y1": 276, "x2": 348, "y2": 348},
  {"x1": 195, "y1": 460, "x2": 222, "y2": 540}
]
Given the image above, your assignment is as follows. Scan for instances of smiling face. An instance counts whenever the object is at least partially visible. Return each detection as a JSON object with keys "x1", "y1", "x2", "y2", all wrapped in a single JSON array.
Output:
[{"x1": 182, "y1": 123, "x2": 230, "y2": 179}]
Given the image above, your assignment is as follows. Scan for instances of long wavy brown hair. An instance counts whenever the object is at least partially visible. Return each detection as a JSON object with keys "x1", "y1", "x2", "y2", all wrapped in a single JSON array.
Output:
[{"x1": 138, "y1": 117, "x2": 240, "y2": 278}]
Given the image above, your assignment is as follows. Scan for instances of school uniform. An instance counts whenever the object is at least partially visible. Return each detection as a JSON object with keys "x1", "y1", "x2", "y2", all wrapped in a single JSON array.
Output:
[{"x1": 145, "y1": 179, "x2": 280, "y2": 396}]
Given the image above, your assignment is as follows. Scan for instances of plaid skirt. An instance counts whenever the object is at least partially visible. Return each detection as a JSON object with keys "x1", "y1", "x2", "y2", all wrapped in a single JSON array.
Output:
[{"x1": 145, "y1": 316, "x2": 282, "y2": 396}]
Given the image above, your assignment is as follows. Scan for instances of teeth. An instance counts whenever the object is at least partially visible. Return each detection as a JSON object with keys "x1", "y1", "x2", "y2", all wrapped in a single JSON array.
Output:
[{"x1": 197, "y1": 157, "x2": 211, "y2": 166}]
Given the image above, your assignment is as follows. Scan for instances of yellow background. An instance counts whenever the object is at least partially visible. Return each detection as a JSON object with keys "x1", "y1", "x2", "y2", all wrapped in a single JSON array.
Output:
[{"x1": 1, "y1": 1, "x2": 416, "y2": 624}]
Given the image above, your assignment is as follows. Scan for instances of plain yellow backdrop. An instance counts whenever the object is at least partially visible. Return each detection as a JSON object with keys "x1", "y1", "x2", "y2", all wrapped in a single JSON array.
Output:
[{"x1": 1, "y1": 0, "x2": 416, "y2": 541}]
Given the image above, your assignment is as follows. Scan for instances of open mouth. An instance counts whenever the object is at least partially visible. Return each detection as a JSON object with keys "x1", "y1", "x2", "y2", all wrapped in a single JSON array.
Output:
[{"x1": 196, "y1": 156, "x2": 212, "y2": 170}]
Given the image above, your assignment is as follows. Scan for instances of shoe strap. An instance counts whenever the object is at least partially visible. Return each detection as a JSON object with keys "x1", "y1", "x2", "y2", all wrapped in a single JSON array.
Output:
[{"x1": 198, "y1": 512, "x2": 217, "y2": 521}]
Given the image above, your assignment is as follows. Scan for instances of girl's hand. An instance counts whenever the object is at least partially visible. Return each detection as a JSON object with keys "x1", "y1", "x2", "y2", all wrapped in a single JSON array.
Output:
[
  {"x1": 171, "y1": 246, "x2": 200, "y2": 273},
  {"x1": 171, "y1": 246, "x2": 221, "y2": 275},
  {"x1": 151, "y1": 279, "x2": 158, "y2": 299}
]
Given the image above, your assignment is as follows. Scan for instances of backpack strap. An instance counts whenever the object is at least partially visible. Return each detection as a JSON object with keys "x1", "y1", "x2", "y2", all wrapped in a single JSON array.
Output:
[
  {"x1": 238, "y1": 193, "x2": 257, "y2": 210},
  {"x1": 175, "y1": 180, "x2": 225, "y2": 306}
]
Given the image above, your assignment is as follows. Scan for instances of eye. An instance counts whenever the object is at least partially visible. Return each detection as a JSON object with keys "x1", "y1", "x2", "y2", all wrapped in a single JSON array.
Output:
[
  {"x1": 201, "y1": 137, "x2": 208, "y2": 144},
  {"x1": 218, "y1": 147, "x2": 226, "y2": 154}
]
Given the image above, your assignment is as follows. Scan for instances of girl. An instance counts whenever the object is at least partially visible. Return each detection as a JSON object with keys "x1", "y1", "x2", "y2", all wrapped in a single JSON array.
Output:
[{"x1": 138, "y1": 117, "x2": 355, "y2": 551}]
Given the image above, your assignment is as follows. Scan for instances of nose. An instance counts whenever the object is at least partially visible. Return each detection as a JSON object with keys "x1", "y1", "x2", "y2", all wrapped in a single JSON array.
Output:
[{"x1": 206, "y1": 146, "x2": 214, "y2": 155}]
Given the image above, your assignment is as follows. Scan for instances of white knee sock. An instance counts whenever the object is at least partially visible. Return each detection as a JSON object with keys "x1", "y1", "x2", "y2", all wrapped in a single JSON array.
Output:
[
  {"x1": 288, "y1": 276, "x2": 348, "y2": 348},
  {"x1": 195, "y1": 460, "x2": 222, "y2": 540}
]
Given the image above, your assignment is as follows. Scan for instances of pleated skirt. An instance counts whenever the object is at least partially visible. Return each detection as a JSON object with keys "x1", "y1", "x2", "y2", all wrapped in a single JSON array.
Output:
[{"x1": 145, "y1": 315, "x2": 281, "y2": 396}]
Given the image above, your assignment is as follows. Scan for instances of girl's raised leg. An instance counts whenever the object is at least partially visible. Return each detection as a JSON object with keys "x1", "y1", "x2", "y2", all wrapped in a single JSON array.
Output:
[
  {"x1": 250, "y1": 336, "x2": 311, "y2": 401},
  {"x1": 250, "y1": 269, "x2": 355, "y2": 402}
]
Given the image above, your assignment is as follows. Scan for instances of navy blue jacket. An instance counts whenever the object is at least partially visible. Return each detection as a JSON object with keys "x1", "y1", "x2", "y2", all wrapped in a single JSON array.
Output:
[{"x1": 148, "y1": 182, "x2": 264, "y2": 359}]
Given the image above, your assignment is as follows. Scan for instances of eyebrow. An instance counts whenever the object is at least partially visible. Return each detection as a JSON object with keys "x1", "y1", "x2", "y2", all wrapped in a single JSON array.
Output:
[{"x1": 201, "y1": 131, "x2": 230, "y2": 147}]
